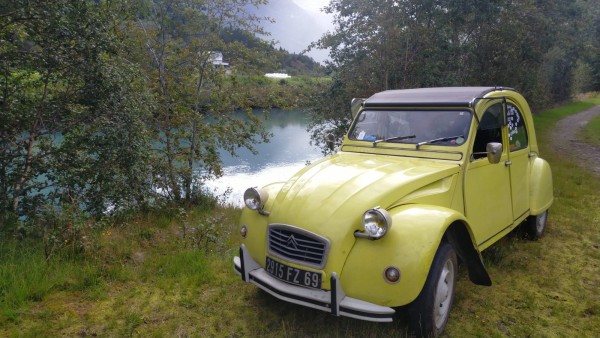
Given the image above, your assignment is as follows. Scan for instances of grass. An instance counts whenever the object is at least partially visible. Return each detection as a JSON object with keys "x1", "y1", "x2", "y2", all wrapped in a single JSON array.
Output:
[{"x1": 1, "y1": 96, "x2": 600, "y2": 337}]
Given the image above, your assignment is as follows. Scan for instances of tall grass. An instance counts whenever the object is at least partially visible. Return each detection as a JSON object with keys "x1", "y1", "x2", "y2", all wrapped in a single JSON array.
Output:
[{"x1": 0, "y1": 241, "x2": 108, "y2": 323}]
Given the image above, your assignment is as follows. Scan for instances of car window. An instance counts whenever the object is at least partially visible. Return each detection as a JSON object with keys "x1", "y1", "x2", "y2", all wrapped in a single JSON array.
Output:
[
  {"x1": 507, "y1": 103, "x2": 528, "y2": 151},
  {"x1": 350, "y1": 110, "x2": 471, "y2": 146},
  {"x1": 472, "y1": 103, "x2": 503, "y2": 159}
]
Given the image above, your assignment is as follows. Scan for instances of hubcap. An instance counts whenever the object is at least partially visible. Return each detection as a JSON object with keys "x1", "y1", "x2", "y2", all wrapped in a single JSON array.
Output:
[{"x1": 434, "y1": 258, "x2": 455, "y2": 329}]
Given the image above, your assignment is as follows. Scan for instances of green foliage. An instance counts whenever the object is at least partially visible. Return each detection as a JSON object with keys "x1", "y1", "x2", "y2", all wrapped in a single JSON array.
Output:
[
  {"x1": 180, "y1": 209, "x2": 232, "y2": 253},
  {"x1": 31, "y1": 204, "x2": 91, "y2": 260},
  {"x1": 221, "y1": 29, "x2": 324, "y2": 76},
  {"x1": 306, "y1": 77, "x2": 355, "y2": 154},
  {"x1": 277, "y1": 51, "x2": 324, "y2": 76},
  {"x1": 123, "y1": 0, "x2": 284, "y2": 205},
  {"x1": 0, "y1": 1, "x2": 153, "y2": 225}
]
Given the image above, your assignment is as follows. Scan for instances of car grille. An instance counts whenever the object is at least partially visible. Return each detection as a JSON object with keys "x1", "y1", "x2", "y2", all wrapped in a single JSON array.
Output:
[{"x1": 267, "y1": 224, "x2": 330, "y2": 269}]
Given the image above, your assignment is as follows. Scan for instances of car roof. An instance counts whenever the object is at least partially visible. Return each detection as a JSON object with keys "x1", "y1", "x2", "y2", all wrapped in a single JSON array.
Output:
[{"x1": 363, "y1": 87, "x2": 515, "y2": 108}]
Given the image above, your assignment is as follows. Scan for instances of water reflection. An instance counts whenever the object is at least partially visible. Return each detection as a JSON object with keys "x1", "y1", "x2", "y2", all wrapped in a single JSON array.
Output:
[{"x1": 206, "y1": 109, "x2": 323, "y2": 206}]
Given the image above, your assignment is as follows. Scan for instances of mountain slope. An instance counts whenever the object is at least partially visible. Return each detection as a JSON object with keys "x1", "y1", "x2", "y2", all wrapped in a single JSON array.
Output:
[{"x1": 248, "y1": 0, "x2": 331, "y2": 63}]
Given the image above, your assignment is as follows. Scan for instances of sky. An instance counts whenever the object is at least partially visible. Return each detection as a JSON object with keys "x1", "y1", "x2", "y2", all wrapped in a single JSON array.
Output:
[
  {"x1": 292, "y1": 0, "x2": 330, "y2": 13},
  {"x1": 289, "y1": 0, "x2": 333, "y2": 63}
]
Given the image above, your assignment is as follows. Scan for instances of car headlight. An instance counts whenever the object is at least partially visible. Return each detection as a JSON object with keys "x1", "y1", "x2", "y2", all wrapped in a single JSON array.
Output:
[
  {"x1": 243, "y1": 187, "x2": 268, "y2": 211},
  {"x1": 360, "y1": 207, "x2": 392, "y2": 239}
]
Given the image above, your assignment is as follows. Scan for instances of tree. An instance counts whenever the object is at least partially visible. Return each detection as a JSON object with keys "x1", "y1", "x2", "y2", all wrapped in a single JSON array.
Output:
[
  {"x1": 124, "y1": 0, "x2": 275, "y2": 205},
  {"x1": 0, "y1": 1, "x2": 153, "y2": 224}
]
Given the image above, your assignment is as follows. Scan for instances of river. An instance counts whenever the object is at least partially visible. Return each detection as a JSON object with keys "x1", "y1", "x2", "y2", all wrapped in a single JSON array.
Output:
[{"x1": 205, "y1": 109, "x2": 324, "y2": 206}]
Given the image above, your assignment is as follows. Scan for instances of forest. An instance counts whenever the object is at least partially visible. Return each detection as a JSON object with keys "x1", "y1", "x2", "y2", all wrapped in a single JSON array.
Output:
[{"x1": 1, "y1": 0, "x2": 600, "y2": 234}]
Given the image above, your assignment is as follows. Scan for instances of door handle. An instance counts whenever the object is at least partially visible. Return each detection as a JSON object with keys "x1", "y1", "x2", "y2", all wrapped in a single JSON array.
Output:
[{"x1": 505, "y1": 161, "x2": 512, "y2": 166}]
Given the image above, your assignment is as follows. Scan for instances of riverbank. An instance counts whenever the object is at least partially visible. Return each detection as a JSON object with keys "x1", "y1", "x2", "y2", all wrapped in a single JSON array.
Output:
[
  {"x1": 238, "y1": 75, "x2": 331, "y2": 109},
  {"x1": 1, "y1": 98, "x2": 599, "y2": 336}
]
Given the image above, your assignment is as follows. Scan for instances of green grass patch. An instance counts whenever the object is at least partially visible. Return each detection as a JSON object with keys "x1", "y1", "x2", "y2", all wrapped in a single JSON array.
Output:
[
  {"x1": 534, "y1": 100, "x2": 598, "y2": 133},
  {"x1": 582, "y1": 112, "x2": 600, "y2": 146},
  {"x1": 140, "y1": 250, "x2": 212, "y2": 285},
  {"x1": 0, "y1": 242, "x2": 108, "y2": 324}
]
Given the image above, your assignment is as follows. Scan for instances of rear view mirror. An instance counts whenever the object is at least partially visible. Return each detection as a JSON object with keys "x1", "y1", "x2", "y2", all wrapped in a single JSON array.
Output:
[
  {"x1": 351, "y1": 98, "x2": 365, "y2": 119},
  {"x1": 486, "y1": 142, "x2": 503, "y2": 164}
]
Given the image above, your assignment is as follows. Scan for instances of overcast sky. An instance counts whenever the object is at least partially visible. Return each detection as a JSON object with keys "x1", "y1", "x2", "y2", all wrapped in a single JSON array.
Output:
[{"x1": 291, "y1": 0, "x2": 330, "y2": 13}]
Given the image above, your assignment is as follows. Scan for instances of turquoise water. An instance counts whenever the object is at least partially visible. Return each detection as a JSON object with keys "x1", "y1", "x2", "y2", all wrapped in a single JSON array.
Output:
[{"x1": 206, "y1": 109, "x2": 324, "y2": 206}]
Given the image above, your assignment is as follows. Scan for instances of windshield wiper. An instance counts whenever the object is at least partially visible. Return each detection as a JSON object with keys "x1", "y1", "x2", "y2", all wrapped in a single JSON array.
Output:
[
  {"x1": 416, "y1": 135, "x2": 464, "y2": 150},
  {"x1": 373, "y1": 134, "x2": 416, "y2": 147}
]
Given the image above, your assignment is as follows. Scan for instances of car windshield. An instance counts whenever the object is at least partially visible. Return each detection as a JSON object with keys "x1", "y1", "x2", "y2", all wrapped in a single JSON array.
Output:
[{"x1": 349, "y1": 110, "x2": 472, "y2": 146}]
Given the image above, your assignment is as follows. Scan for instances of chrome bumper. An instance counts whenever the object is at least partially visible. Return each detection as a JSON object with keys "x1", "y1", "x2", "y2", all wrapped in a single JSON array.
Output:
[{"x1": 233, "y1": 244, "x2": 395, "y2": 322}]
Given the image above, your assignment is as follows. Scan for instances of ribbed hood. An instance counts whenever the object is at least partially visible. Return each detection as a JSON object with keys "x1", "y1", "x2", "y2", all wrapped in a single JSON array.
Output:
[{"x1": 266, "y1": 152, "x2": 459, "y2": 272}]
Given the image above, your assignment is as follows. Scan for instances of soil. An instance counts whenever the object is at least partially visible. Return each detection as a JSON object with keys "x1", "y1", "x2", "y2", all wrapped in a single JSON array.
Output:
[{"x1": 550, "y1": 105, "x2": 600, "y2": 176}]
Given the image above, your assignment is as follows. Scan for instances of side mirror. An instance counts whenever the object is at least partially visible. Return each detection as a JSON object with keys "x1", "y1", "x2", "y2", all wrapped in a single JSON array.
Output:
[
  {"x1": 486, "y1": 142, "x2": 503, "y2": 164},
  {"x1": 351, "y1": 98, "x2": 365, "y2": 119}
]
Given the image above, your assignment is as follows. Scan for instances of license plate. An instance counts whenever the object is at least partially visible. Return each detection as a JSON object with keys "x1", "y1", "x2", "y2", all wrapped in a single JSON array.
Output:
[{"x1": 265, "y1": 257, "x2": 322, "y2": 289}]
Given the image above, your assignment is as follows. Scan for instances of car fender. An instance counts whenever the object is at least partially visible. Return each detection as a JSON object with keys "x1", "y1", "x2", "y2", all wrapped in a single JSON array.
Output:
[
  {"x1": 340, "y1": 204, "x2": 478, "y2": 307},
  {"x1": 530, "y1": 157, "x2": 553, "y2": 214}
]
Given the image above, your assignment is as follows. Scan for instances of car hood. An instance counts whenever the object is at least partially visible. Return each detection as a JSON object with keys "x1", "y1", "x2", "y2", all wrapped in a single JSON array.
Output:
[
  {"x1": 268, "y1": 152, "x2": 459, "y2": 230},
  {"x1": 264, "y1": 152, "x2": 459, "y2": 274}
]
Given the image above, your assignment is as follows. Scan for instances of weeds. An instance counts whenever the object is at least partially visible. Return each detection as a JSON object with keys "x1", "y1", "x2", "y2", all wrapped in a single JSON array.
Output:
[{"x1": 180, "y1": 210, "x2": 232, "y2": 253}]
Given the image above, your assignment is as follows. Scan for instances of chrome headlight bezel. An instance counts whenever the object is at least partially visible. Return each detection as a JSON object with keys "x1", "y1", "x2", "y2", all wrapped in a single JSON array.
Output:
[
  {"x1": 243, "y1": 187, "x2": 268, "y2": 211},
  {"x1": 359, "y1": 207, "x2": 392, "y2": 240}
]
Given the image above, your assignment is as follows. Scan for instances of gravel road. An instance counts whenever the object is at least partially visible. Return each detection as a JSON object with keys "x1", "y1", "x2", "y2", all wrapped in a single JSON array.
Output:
[{"x1": 550, "y1": 105, "x2": 600, "y2": 176}]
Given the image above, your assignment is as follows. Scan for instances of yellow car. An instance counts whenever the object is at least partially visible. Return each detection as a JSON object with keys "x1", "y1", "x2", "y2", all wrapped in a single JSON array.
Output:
[{"x1": 233, "y1": 87, "x2": 553, "y2": 337}]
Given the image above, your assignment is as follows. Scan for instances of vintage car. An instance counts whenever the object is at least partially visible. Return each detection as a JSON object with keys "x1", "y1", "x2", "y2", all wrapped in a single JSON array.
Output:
[{"x1": 233, "y1": 87, "x2": 553, "y2": 336}]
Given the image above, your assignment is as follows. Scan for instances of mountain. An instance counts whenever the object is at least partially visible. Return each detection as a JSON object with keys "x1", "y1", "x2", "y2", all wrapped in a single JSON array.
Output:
[{"x1": 248, "y1": 0, "x2": 332, "y2": 63}]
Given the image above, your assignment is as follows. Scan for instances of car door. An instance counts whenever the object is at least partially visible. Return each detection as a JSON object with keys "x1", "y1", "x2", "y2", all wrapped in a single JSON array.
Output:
[
  {"x1": 506, "y1": 101, "x2": 531, "y2": 220},
  {"x1": 465, "y1": 102, "x2": 513, "y2": 248}
]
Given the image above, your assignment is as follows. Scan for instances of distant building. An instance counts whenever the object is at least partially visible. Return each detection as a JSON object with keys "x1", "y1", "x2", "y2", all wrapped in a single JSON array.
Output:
[
  {"x1": 209, "y1": 51, "x2": 229, "y2": 69},
  {"x1": 265, "y1": 73, "x2": 291, "y2": 79}
]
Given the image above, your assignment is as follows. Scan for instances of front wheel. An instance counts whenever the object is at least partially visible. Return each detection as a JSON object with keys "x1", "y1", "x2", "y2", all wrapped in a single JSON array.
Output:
[
  {"x1": 407, "y1": 241, "x2": 457, "y2": 337},
  {"x1": 525, "y1": 210, "x2": 548, "y2": 240}
]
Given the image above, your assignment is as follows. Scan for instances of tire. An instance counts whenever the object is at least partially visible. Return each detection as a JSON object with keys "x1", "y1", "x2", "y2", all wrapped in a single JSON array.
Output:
[
  {"x1": 525, "y1": 210, "x2": 548, "y2": 240},
  {"x1": 408, "y1": 241, "x2": 458, "y2": 337}
]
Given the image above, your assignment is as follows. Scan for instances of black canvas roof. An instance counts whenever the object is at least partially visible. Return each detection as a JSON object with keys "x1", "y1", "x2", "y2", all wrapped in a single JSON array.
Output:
[{"x1": 363, "y1": 87, "x2": 513, "y2": 108}]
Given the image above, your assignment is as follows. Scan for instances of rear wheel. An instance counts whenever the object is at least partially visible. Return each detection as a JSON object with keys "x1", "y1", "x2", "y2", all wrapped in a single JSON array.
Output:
[
  {"x1": 408, "y1": 241, "x2": 457, "y2": 337},
  {"x1": 525, "y1": 210, "x2": 548, "y2": 240}
]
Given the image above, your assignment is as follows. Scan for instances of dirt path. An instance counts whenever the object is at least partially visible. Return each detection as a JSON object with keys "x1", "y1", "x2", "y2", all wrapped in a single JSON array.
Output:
[{"x1": 550, "y1": 105, "x2": 600, "y2": 176}]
